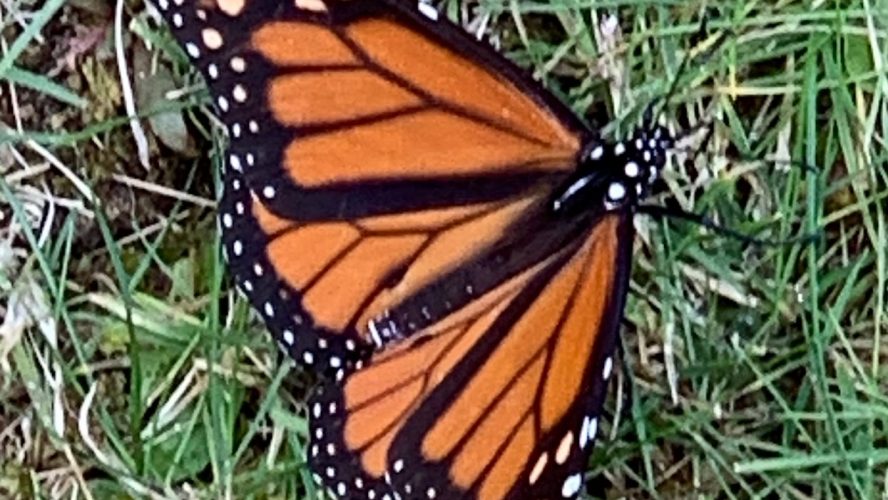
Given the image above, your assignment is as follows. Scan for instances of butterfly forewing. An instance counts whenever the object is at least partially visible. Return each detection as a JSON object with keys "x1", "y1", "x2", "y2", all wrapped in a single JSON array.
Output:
[{"x1": 156, "y1": 0, "x2": 589, "y2": 368}]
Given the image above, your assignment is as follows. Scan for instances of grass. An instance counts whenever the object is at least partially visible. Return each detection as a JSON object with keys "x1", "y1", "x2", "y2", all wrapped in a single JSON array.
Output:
[{"x1": 0, "y1": 0, "x2": 886, "y2": 498}]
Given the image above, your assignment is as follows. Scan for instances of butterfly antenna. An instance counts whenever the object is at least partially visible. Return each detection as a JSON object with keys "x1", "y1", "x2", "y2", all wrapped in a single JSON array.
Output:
[
  {"x1": 671, "y1": 140, "x2": 822, "y2": 176},
  {"x1": 649, "y1": 13, "x2": 737, "y2": 126},
  {"x1": 668, "y1": 102, "x2": 821, "y2": 176},
  {"x1": 645, "y1": 17, "x2": 705, "y2": 125},
  {"x1": 638, "y1": 204, "x2": 822, "y2": 247}
]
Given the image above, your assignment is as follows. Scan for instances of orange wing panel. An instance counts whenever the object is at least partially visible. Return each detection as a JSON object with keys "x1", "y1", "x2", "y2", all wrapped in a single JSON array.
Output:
[
  {"x1": 540, "y1": 228, "x2": 617, "y2": 430},
  {"x1": 451, "y1": 355, "x2": 544, "y2": 488},
  {"x1": 266, "y1": 222, "x2": 360, "y2": 290},
  {"x1": 336, "y1": 259, "x2": 542, "y2": 477},
  {"x1": 346, "y1": 18, "x2": 579, "y2": 149},
  {"x1": 344, "y1": 324, "x2": 462, "y2": 408},
  {"x1": 352, "y1": 195, "x2": 540, "y2": 332},
  {"x1": 359, "y1": 423, "x2": 401, "y2": 478},
  {"x1": 302, "y1": 233, "x2": 428, "y2": 331},
  {"x1": 251, "y1": 21, "x2": 359, "y2": 66},
  {"x1": 250, "y1": 195, "x2": 296, "y2": 235},
  {"x1": 345, "y1": 377, "x2": 424, "y2": 450},
  {"x1": 355, "y1": 203, "x2": 495, "y2": 232},
  {"x1": 421, "y1": 236, "x2": 586, "y2": 459},
  {"x1": 478, "y1": 416, "x2": 536, "y2": 500},
  {"x1": 268, "y1": 70, "x2": 422, "y2": 126},
  {"x1": 282, "y1": 109, "x2": 574, "y2": 187},
  {"x1": 246, "y1": 191, "x2": 547, "y2": 341},
  {"x1": 253, "y1": 13, "x2": 582, "y2": 190}
]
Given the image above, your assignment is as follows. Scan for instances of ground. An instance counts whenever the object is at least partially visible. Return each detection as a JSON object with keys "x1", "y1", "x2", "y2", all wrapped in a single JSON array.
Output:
[{"x1": 0, "y1": 0, "x2": 886, "y2": 498}]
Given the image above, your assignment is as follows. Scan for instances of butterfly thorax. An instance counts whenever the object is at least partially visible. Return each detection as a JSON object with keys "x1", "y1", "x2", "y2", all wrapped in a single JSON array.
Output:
[{"x1": 552, "y1": 124, "x2": 673, "y2": 215}]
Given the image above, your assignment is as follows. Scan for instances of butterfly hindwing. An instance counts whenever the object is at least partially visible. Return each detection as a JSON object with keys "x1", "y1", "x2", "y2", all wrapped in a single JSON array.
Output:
[
  {"x1": 218, "y1": 155, "x2": 374, "y2": 368},
  {"x1": 308, "y1": 214, "x2": 633, "y2": 500}
]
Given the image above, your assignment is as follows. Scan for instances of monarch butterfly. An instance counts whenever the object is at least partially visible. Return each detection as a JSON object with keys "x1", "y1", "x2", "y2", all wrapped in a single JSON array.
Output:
[{"x1": 155, "y1": 0, "x2": 675, "y2": 497}]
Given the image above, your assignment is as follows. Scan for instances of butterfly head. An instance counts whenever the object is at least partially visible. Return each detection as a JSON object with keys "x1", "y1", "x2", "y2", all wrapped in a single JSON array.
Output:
[
  {"x1": 610, "y1": 124, "x2": 674, "y2": 204},
  {"x1": 554, "y1": 124, "x2": 674, "y2": 214}
]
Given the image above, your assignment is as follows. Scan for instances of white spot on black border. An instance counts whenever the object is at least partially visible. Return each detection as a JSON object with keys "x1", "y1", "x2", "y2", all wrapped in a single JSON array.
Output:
[
  {"x1": 561, "y1": 473, "x2": 582, "y2": 497},
  {"x1": 185, "y1": 43, "x2": 200, "y2": 58},
  {"x1": 607, "y1": 183, "x2": 626, "y2": 202},
  {"x1": 624, "y1": 161, "x2": 639, "y2": 178},
  {"x1": 229, "y1": 154, "x2": 242, "y2": 171},
  {"x1": 602, "y1": 356, "x2": 613, "y2": 379},
  {"x1": 587, "y1": 417, "x2": 598, "y2": 442},
  {"x1": 589, "y1": 145, "x2": 604, "y2": 160},
  {"x1": 233, "y1": 84, "x2": 248, "y2": 102},
  {"x1": 417, "y1": 1, "x2": 438, "y2": 20}
]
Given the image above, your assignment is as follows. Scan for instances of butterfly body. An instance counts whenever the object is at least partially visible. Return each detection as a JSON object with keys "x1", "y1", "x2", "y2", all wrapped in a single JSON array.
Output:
[{"x1": 154, "y1": 0, "x2": 672, "y2": 497}]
